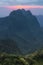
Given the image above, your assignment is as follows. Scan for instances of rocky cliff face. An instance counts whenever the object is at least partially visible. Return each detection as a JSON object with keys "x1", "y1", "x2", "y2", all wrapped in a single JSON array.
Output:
[{"x1": 0, "y1": 9, "x2": 43, "y2": 54}]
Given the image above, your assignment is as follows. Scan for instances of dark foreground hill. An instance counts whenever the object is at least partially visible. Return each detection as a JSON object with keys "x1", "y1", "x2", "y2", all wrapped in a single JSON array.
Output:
[
  {"x1": 0, "y1": 49, "x2": 43, "y2": 65},
  {"x1": 0, "y1": 9, "x2": 43, "y2": 54}
]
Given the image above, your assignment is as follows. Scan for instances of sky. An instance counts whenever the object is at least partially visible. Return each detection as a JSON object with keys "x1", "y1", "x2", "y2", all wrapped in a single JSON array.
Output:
[
  {"x1": 0, "y1": 0, "x2": 43, "y2": 17},
  {"x1": 0, "y1": 0, "x2": 43, "y2": 6}
]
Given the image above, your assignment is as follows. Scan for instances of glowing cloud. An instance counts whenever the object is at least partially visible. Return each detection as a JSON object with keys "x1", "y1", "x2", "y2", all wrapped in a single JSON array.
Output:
[{"x1": 4, "y1": 5, "x2": 43, "y2": 10}]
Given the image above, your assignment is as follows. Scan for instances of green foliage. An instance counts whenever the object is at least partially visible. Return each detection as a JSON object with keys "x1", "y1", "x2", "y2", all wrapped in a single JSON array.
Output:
[{"x1": 0, "y1": 49, "x2": 43, "y2": 65}]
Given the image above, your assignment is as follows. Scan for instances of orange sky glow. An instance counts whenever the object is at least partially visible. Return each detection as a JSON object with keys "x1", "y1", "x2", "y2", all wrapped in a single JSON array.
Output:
[{"x1": 3, "y1": 5, "x2": 43, "y2": 10}]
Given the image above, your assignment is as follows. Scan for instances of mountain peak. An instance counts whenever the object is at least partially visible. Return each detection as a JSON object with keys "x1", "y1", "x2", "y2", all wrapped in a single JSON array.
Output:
[
  {"x1": 26, "y1": 10, "x2": 32, "y2": 15},
  {"x1": 9, "y1": 9, "x2": 32, "y2": 16}
]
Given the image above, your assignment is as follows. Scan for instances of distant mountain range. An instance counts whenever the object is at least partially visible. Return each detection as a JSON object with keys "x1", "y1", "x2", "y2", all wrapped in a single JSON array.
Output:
[
  {"x1": 0, "y1": 9, "x2": 43, "y2": 54},
  {"x1": 36, "y1": 15, "x2": 43, "y2": 27}
]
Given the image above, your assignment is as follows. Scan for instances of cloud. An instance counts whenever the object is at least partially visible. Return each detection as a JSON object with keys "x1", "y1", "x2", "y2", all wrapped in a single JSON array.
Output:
[
  {"x1": 17, "y1": 0, "x2": 38, "y2": 3},
  {"x1": 4, "y1": 5, "x2": 43, "y2": 10},
  {"x1": 0, "y1": 0, "x2": 43, "y2": 6}
]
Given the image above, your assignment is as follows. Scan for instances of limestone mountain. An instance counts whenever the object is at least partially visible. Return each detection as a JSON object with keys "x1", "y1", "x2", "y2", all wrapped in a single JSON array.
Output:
[{"x1": 0, "y1": 9, "x2": 43, "y2": 54}]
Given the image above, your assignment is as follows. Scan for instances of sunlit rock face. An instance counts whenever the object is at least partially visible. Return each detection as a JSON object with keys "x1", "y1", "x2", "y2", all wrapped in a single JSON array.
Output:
[{"x1": 0, "y1": 9, "x2": 43, "y2": 54}]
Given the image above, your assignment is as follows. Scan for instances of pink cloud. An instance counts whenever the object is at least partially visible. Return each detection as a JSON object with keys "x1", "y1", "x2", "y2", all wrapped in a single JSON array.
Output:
[{"x1": 3, "y1": 5, "x2": 43, "y2": 10}]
